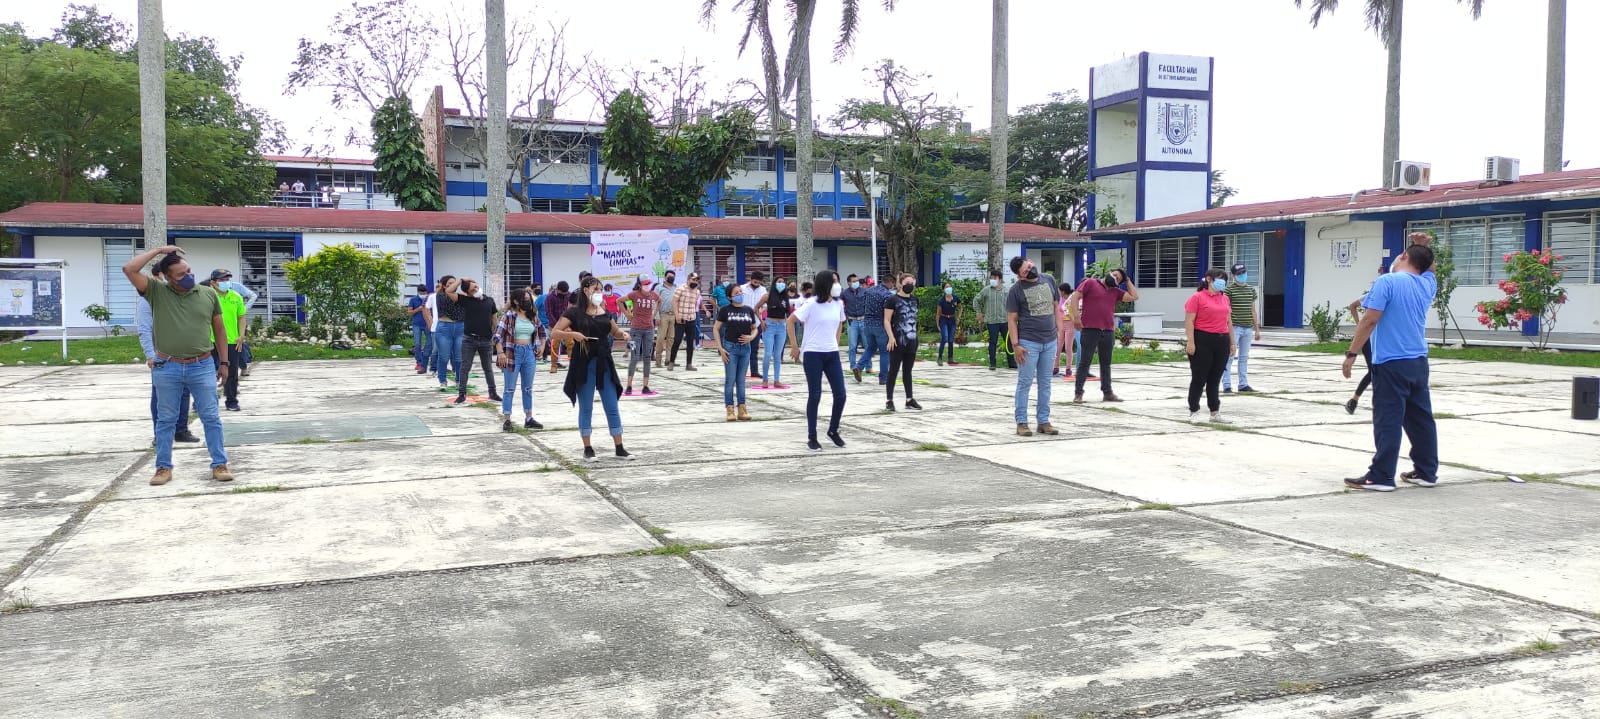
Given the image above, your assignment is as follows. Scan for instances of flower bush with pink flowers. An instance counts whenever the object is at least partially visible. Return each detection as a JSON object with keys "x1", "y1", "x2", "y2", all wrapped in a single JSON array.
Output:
[{"x1": 1474, "y1": 249, "x2": 1569, "y2": 349}]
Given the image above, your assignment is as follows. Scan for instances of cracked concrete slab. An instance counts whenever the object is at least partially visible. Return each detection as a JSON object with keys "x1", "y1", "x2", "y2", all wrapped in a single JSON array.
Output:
[
  {"x1": 1466, "y1": 409, "x2": 1600, "y2": 436},
  {"x1": 589, "y1": 452, "x2": 1130, "y2": 545},
  {"x1": 0, "y1": 396, "x2": 154, "y2": 425},
  {"x1": 1106, "y1": 396, "x2": 1371, "y2": 428},
  {"x1": 1194, "y1": 482, "x2": 1600, "y2": 613},
  {"x1": 700, "y1": 511, "x2": 1600, "y2": 718},
  {"x1": 841, "y1": 406, "x2": 1202, "y2": 447},
  {"x1": 0, "y1": 506, "x2": 74, "y2": 573},
  {"x1": 0, "y1": 452, "x2": 143, "y2": 507},
  {"x1": 536, "y1": 415, "x2": 917, "y2": 466},
  {"x1": 0, "y1": 557, "x2": 867, "y2": 719},
  {"x1": 15, "y1": 472, "x2": 652, "y2": 605},
  {"x1": 1254, "y1": 419, "x2": 1600, "y2": 476}
]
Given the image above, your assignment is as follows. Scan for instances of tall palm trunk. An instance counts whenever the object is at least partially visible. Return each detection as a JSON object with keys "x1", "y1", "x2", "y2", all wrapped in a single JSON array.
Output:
[
  {"x1": 1544, "y1": 0, "x2": 1566, "y2": 173},
  {"x1": 1381, "y1": 0, "x2": 1402, "y2": 187},
  {"x1": 138, "y1": 0, "x2": 167, "y2": 247},
  {"x1": 793, "y1": 2, "x2": 817, "y2": 280},
  {"x1": 987, "y1": 0, "x2": 1008, "y2": 274},
  {"x1": 484, "y1": 0, "x2": 508, "y2": 300}
]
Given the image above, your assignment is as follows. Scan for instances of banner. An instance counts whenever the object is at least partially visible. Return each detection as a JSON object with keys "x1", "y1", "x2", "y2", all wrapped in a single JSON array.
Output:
[
  {"x1": 590, "y1": 228, "x2": 690, "y2": 289},
  {"x1": 941, "y1": 242, "x2": 1022, "y2": 282}
]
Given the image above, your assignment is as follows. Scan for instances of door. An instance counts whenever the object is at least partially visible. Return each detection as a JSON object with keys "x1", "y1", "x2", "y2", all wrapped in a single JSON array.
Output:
[{"x1": 1262, "y1": 231, "x2": 1286, "y2": 326}]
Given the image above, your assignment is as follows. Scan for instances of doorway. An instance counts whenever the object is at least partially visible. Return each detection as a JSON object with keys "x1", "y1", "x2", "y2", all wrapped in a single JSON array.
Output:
[{"x1": 1262, "y1": 231, "x2": 1286, "y2": 326}]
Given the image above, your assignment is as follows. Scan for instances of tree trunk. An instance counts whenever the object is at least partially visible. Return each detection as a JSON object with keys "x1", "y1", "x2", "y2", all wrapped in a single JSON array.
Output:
[
  {"x1": 485, "y1": 0, "x2": 508, "y2": 299},
  {"x1": 1544, "y1": 0, "x2": 1566, "y2": 173},
  {"x1": 987, "y1": 0, "x2": 1008, "y2": 274},
  {"x1": 1381, "y1": 0, "x2": 1402, "y2": 188},
  {"x1": 138, "y1": 0, "x2": 167, "y2": 247},
  {"x1": 793, "y1": 3, "x2": 816, "y2": 280}
]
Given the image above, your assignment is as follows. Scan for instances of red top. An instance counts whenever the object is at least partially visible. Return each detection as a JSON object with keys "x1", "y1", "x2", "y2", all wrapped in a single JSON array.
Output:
[
  {"x1": 1185, "y1": 290, "x2": 1232, "y2": 334},
  {"x1": 603, "y1": 293, "x2": 620, "y2": 315},
  {"x1": 1073, "y1": 279, "x2": 1125, "y2": 330},
  {"x1": 625, "y1": 290, "x2": 660, "y2": 330}
]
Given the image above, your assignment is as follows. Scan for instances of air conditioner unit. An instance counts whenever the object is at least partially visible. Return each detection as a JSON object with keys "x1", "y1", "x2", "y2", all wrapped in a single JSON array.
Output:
[
  {"x1": 1485, "y1": 156, "x2": 1521, "y2": 184},
  {"x1": 1391, "y1": 160, "x2": 1431, "y2": 192}
]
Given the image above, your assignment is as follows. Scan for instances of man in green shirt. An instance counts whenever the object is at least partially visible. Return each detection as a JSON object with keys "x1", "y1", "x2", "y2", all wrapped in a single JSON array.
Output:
[
  {"x1": 123, "y1": 245, "x2": 233, "y2": 486},
  {"x1": 1222, "y1": 262, "x2": 1262, "y2": 393},
  {"x1": 206, "y1": 269, "x2": 249, "y2": 412},
  {"x1": 973, "y1": 269, "x2": 1015, "y2": 370}
]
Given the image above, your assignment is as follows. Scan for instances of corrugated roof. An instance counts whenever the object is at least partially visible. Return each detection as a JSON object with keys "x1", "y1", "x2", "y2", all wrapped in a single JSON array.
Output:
[
  {"x1": 0, "y1": 203, "x2": 1099, "y2": 244},
  {"x1": 264, "y1": 155, "x2": 375, "y2": 166},
  {"x1": 1094, "y1": 167, "x2": 1600, "y2": 235}
]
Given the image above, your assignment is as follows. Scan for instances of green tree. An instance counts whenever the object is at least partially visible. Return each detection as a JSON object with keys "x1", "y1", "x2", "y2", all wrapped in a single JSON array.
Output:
[
  {"x1": 1293, "y1": 0, "x2": 1484, "y2": 186},
  {"x1": 599, "y1": 89, "x2": 757, "y2": 217},
  {"x1": 1209, "y1": 170, "x2": 1239, "y2": 208},
  {"x1": 1005, "y1": 92, "x2": 1090, "y2": 230},
  {"x1": 284, "y1": 243, "x2": 405, "y2": 334},
  {"x1": 1429, "y1": 236, "x2": 1468, "y2": 346},
  {"x1": 371, "y1": 96, "x2": 445, "y2": 211}
]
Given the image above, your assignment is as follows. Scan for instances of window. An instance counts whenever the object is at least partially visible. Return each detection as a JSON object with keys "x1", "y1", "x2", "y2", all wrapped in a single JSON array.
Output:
[
  {"x1": 948, "y1": 205, "x2": 984, "y2": 222},
  {"x1": 1407, "y1": 216, "x2": 1523, "y2": 286},
  {"x1": 812, "y1": 204, "x2": 834, "y2": 220},
  {"x1": 527, "y1": 146, "x2": 588, "y2": 164},
  {"x1": 840, "y1": 205, "x2": 870, "y2": 220},
  {"x1": 1546, "y1": 210, "x2": 1598, "y2": 284},
  {"x1": 693, "y1": 247, "x2": 736, "y2": 284},
  {"x1": 734, "y1": 155, "x2": 775, "y2": 172},
  {"x1": 239, "y1": 239, "x2": 299, "y2": 320},
  {"x1": 1209, "y1": 233, "x2": 1263, "y2": 286},
  {"x1": 725, "y1": 202, "x2": 776, "y2": 218},
  {"x1": 744, "y1": 247, "x2": 798, "y2": 282},
  {"x1": 507, "y1": 244, "x2": 535, "y2": 290},
  {"x1": 781, "y1": 157, "x2": 834, "y2": 174},
  {"x1": 102, "y1": 238, "x2": 145, "y2": 325},
  {"x1": 1135, "y1": 237, "x2": 1198, "y2": 289},
  {"x1": 526, "y1": 198, "x2": 584, "y2": 213},
  {"x1": 782, "y1": 205, "x2": 797, "y2": 219},
  {"x1": 314, "y1": 170, "x2": 370, "y2": 194}
]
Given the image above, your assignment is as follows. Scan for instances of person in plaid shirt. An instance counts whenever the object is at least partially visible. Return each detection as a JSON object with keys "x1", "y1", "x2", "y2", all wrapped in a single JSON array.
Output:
[
  {"x1": 492, "y1": 289, "x2": 546, "y2": 432},
  {"x1": 668, "y1": 274, "x2": 703, "y2": 371}
]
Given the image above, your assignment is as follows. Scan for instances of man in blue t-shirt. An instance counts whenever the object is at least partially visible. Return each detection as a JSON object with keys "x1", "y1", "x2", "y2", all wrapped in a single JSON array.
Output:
[
  {"x1": 407, "y1": 284, "x2": 430, "y2": 372},
  {"x1": 1341, "y1": 236, "x2": 1439, "y2": 492}
]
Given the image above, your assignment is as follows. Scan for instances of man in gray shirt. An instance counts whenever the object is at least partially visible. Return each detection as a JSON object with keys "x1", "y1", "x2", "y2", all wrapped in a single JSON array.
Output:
[
  {"x1": 1006, "y1": 256, "x2": 1061, "y2": 437},
  {"x1": 655, "y1": 270, "x2": 678, "y2": 367}
]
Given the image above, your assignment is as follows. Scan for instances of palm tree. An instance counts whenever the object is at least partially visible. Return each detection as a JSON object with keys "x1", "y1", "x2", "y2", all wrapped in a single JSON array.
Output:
[
  {"x1": 1544, "y1": 0, "x2": 1565, "y2": 173},
  {"x1": 702, "y1": 0, "x2": 896, "y2": 280},
  {"x1": 1294, "y1": 0, "x2": 1483, "y2": 187}
]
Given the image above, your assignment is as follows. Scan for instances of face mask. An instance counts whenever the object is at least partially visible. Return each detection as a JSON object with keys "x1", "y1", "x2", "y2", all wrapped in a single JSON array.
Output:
[
  {"x1": 1211, "y1": 279, "x2": 1227, "y2": 292},
  {"x1": 641, "y1": 282, "x2": 653, "y2": 291},
  {"x1": 830, "y1": 284, "x2": 843, "y2": 298},
  {"x1": 989, "y1": 279, "x2": 998, "y2": 287},
  {"x1": 850, "y1": 281, "x2": 860, "y2": 290},
  {"x1": 176, "y1": 273, "x2": 197, "y2": 290},
  {"x1": 1025, "y1": 269, "x2": 1039, "y2": 281},
  {"x1": 943, "y1": 287, "x2": 953, "y2": 296},
  {"x1": 689, "y1": 282, "x2": 699, "y2": 290},
  {"x1": 775, "y1": 282, "x2": 787, "y2": 292},
  {"x1": 665, "y1": 277, "x2": 675, "y2": 285},
  {"x1": 731, "y1": 294, "x2": 744, "y2": 304},
  {"x1": 590, "y1": 292, "x2": 604, "y2": 306},
  {"x1": 902, "y1": 282, "x2": 915, "y2": 294},
  {"x1": 216, "y1": 281, "x2": 232, "y2": 293},
  {"x1": 1235, "y1": 274, "x2": 1248, "y2": 283}
]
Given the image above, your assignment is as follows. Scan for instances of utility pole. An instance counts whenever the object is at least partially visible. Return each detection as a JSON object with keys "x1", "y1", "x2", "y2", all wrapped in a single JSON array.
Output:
[
  {"x1": 484, "y1": 0, "x2": 508, "y2": 299},
  {"x1": 138, "y1": 0, "x2": 167, "y2": 248},
  {"x1": 1544, "y1": 0, "x2": 1566, "y2": 173},
  {"x1": 988, "y1": 0, "x2": 1008, "y2": 274}
]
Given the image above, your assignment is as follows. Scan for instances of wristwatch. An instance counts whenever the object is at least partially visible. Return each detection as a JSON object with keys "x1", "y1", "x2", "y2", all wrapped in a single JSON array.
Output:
[{"x1": 1344, "y1": 351, "x2": 1358, "y2": 359}]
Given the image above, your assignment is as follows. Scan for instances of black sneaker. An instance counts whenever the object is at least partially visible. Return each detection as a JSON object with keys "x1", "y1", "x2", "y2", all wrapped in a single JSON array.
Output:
[
  {"x1": 525, "y1": 418, "x2": 543, "y2": 430},
  {"x1": 906, "y1": 398, "x2": 922, "y2": 410},
  {"x1": 613, "y1": 445, "x2": 634, "y2": 461},
  {"x1": 806, "y1": 438, "x2": 822, "y2": 452},
  {"x1": 451, "y1": 395, "x2": 468, "y2": 405},
  {"x1": 827, "y1": 431, "x2": 845, "y2": 448},
  {"x1": 886, "y1": 400, "x2": 896, "y2": 412},
  {"x1": 1344, "y1": 398, "x2": 1358, "y2": 415},
  {"x1": 1239, "y1": 386, "x2": 1257, "y2": 393},
  {"x1": 1401, "y1": 471, "x2": 1438, "y2": 488},
  {"x1": 487, "y1": 392, "x2": 503, "y2": 402},
  {"x1": 642, "y1": 386, "x2": 654, "y2": 395},
  {"x1": 174, "y1": 431, "x2": 201, "y2": 443},
  {"x1": 225, "y1": 401, "x2": 241, "y2": 411},
  {"x1": 624, "y1": 387, "x2": 633, "y2": 396},
  {"x1": 502, "y1": 419, "x2": 514, "y2": 432},
  {"x1": 852, "y1": 368, "x2": 863, "y2": 383},
  {"x1": 583, "y1": 446, "x2": 597, "y2": 462},
  {"x1": 1222, "y1": 387, "x2": 1233, "y2": 394},
  {"x1": 1344, "y1": 477, "x2": 1396, "y2": 492}
]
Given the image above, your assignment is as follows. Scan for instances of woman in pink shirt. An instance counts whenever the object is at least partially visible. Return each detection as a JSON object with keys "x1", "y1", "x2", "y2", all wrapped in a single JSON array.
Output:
[{"x1": 1184, "y1": 268, "x2": 1237, "y2": 423}]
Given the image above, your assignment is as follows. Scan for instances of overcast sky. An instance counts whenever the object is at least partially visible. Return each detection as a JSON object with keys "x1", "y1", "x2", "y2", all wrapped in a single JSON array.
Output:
[{"x1": 11, "y1": 0, "x2": 1595, "y2": 205}]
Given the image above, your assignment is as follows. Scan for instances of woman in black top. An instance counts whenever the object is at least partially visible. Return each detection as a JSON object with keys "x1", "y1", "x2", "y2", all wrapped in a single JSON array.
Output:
[
  {"x1": 936, "y1": 281, "x2": 960, "y2": 365},
  {"x1": 714, "y1": 287, "x2": 759, "y2": 421},
  {"x1": 544, "y1": 280, "x2": 570, "y2": 372},
  {"x1": 760, "y1": 278, "x2": 792, "y2": 388},
  {"x1": 452, "y1": 278, "x2": 500, "y2": 404},
  {"x1": 884, "y1": 272, "x2": 924, "y2": 411},
  {"x1": 433, "y1": 275, "x2": 464, "y2": 389},
  {"x1": 550, "y1": 276, "x2": 634, "y2": 461}
]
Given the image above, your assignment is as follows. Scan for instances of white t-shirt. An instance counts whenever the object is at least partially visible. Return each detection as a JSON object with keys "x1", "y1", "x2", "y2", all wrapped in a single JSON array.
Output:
[
  {"x1": 742, "y1": 282, "x2": 768, "y2": 310},
  {"x1": 793, "y1": 297, "x2": 845, "y2": 354},
  {"x1": 424, "y1": 293, "x2": 439, "y2": 332}
]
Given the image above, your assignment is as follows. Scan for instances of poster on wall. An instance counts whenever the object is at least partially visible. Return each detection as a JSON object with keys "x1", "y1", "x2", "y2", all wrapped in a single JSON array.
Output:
[
  {"x1": 590, "y1": 228, "x2": 690, "y2": 290},
  {"x1": 0, "y1": 263, "x2": 65, "y2": 330},
  {"x1": 941, "y1": 242, "x2": 1023, "y2": 282},
  {"x1": 1144, "y1": 99, "x2": 1209, "y2": 164}
]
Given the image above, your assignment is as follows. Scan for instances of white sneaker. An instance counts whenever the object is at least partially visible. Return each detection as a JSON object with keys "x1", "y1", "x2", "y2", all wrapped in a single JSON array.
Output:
[
  {"x1": 1188, "y1": 411, "x2": 1202, "y2": 422},
  {"x1": 1209, "y1": 411, "x2": 1232, "y2": 424}
]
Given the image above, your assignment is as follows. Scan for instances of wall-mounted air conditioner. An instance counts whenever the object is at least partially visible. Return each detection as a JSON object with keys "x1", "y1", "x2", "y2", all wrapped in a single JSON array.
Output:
[
  {"x1": 1391, "y1": 161, "x2": 1431, "y2": 192},
  {"x1": 1485, "y1": 156, "x2": 1520, "y2": 184}
]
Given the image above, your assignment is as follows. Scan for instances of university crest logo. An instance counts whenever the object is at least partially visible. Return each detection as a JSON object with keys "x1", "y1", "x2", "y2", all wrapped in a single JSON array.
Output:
[{"x1": 1157, "y1": 102, "x2": 1197, "y2": 146}]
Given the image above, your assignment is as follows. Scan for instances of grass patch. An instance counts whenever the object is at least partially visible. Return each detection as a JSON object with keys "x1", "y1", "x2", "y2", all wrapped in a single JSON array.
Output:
[
  {"x1": 1514, "y1": 637, "x2": 1561, "y2": 655},
  {"x1": 1347, "y1": 552, "x2": 1370, "y2": 560},
  {"x1": 1203, "y1": 422, "x2": 1248, "y2": 431},
  {"x1": 229, "y1": 485, "x2": 284, "y2": 493},
  {"x1": 470, "y1": 401, "x2": 496, "y2": 409},
  {"x1": 1095, "y1": 405, "x2": 1127, "y2": 414},
  {"x1": 0, "y1": 335, "x2": 414, "y2": 366},
  {"x1": 864, "y1": 697, "x2": 922, "y2": 719},
  {"x1": 647, "y1": 527, "x2": 671, "y2": 536},
  {"x1": 1432, "y1": 411, "x2": 1459, "y2": 420},
  {"x1": 1137, "y1": 502, "x2": 1176, "y2": 511},
  {"x1": 287, "y1": 438, "x2": 331, "y2": 445},
  {"x1": 1277, "y1": 680, "x2": 1324, "y2": 694},
  {"x1": 915, "y1": 442, "x2": 950, "y2": 452},
  {"x1": 0, "y1": 589, "x2": 35, "y2": 613},
  {"x1": 1284, "y1": 341, "x2": 1600, "y2": 367},
  {"x1": 630, "y1": 543, "x2": 719, "y2": 557},
  {"x1": 535, "y1": 465, "x2": 560, "y2": 473}
]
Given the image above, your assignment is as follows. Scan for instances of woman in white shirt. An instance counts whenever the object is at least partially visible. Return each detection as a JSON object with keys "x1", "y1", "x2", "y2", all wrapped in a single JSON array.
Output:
[{"x1": 788, "y1": 270, "x2": 848, "y2": 451}]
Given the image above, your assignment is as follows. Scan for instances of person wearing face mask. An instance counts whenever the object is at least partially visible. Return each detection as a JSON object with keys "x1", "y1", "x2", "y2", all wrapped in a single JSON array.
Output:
[
  {"x1": 1006, "y1": 256, "x2": 1062, "y2": 437},
  {"x1": 1221, "y1": 263, "x2": 1262, "y2": 394},
  {"x1": 935, "y1": 281, "x2": 961, "y2": 366},
  {"x1": 1067, "y1": 267, "x2": 1140, "y2": 403},
  {"x1": 121, "y1": 245, "x2": 233, "y2": 486},
  {"x1": 789, "y1": 270, "x2": 849, "y2": 450},
  {"x1": 1053, "y1": 282, "x2": 1077, "y2": 378},
  {"x1": 714, "y1": 284, "x2": 760, "y2": 421},
  {"x1": 668, "y1": 274, "x2": 703, "y2": 370},
  {"x1": 1184, "y1": 269, "x2": 1238, "y2": 424},
  {"x1": 408, "y1": 282, "x2": 431, "y2": 374},
  {"x1": 493, "y1": 288, "x2": 545, "y2": 432},
  {"x1": 759, "y1": 278, "x2": 792, "y2": 388},
  {"x1": 852, "y1": 275, "x2": 892, "y2": 384},
  {"x1": 452, "y1": 278, "x2": 501, "y2": 405},
  {"x1": 712, "y1": 278, "x2": 731, "y2": 308},
  {"x1": 550, "y1": 276, "x2": 635, "y2": 461},
  {"x1": 841, "y1": 273, "x2": 869, "y2": 373},
  {"x1": 973, "y1": 269, "x2": 1013, "y2": 371},
  {"x1": 435, "y1": 275, "x2": 466, "y2": 390},
  {"x1": 884, "y1": 273, "x2": 924, "y2": 411},
  {"x1": 205, "y1": 270, "x2": 249, "y2": 412},
  {"x1": 544, "y1": 280, "x2": 571, "y2": 373},
  {"x1": 654, "y1": 270, "x2": 678, "y2": 367},
  {"x1": 623, "y1": 275, "x2": 661, "y2": 395},
  {"x1": 740, "y1": 272, "x2": 769, "y2": 380}
]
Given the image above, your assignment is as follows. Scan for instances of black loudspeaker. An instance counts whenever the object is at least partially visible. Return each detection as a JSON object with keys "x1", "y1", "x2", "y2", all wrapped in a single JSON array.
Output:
[{"x1": 1574, "y1": 376, "x2": 1600, "y2": 421}]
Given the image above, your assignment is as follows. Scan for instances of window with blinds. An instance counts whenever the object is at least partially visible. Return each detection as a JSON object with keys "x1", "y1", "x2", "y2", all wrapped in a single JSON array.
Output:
[
  {"x1": 506, "y1": 244, "x2": 535, "y2": 290},
  {"x1": 743, "y1": 247, "x2": 799, "y2": 282},
  {"x1": 693, "y1": 247, "x2": 736, "y2": 284},
  {"x1": 102, "y1": 238, "x2": 145, "y2": 325},
  {"x1": 1135, "y1": 237, "x2": 1198, "y2": 289},
  {"x1": 1546, "y1": 210, "x2": 1598, "y2": 284},
  {"x1": 1209, "y1": 233, "x2": 1263, "y2": 286},
  {"x1": 1406, "y1": 215, "x2": 1523, "y2": 286},
  {"x1": 239, "y1": 239, "x2": 298, "y2": 320}
]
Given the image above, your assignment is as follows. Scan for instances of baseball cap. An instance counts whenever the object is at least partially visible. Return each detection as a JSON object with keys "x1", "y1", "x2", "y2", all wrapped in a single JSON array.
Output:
[
  {"x1": 1230, "y1": 263, "x2": 1247, "y2": 276},
  {"x1": 209, "y1": 269, "x2": 232, "y2": 281}
]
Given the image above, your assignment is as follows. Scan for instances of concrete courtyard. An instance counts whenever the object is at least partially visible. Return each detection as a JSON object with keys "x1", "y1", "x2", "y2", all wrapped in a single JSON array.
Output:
[{"x1": 2, "y1": 346, "x2": 1598, "y2": 718}]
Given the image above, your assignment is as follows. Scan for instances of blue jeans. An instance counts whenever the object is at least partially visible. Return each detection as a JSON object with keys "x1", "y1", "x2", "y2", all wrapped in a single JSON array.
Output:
[
  {"x1": 153, "y1": 357, "x2": 228, "y2": 470},
  {"x1": 937, "y1": 316, "x2": 957, "y2": 361},
  {"x1": 1366, "y1": 357, "x2": 1439, "y2": 484},
  {"x1": 762, "y1": 323, "x2": 788, "y2": 384},
  {"x1": 500, "y1": 344, "x2": 537, "y2": 416},
  {"x1": 1015, "y1": 338, "x2": 1057, "y2": 426},
  {"x1": 856, "y1": 324, "x2": 889, "y2": 382},
  {"x1": 412, "y1": 325, "x2": 430, "y2": 366},
  {"x1": 1223, "y1": 326, "x2": 1254, "y2": 389},
  {"x1": 150, "y1": 382, "x2": 191, "y2": 437},
  {"x1": 434, "y1": 321, "x2": 464, "y2": 385},
  {"x1": 577, "y1": 356, "x2": 623, "y2": 438},
  {"x1": 803, "y1": 351, "x2": 846, "y2": 439},
  {"x1": 722, "y1": 341, "x2": 751, "y2": 405},
  {"x1": 846, "y1": 318, "x2": 865, "y2": 369}
]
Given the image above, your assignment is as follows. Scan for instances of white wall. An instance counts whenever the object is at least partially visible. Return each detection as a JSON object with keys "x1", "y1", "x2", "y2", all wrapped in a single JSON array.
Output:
[
  {"x1": 433, "y1": 242, "x2": 484, "y2": 285},
  {"x1": 1144, "y1": 170, "x2": 1209, "y2": 220},
  {"x1": 1094, "y1": 104, "x2": 1138, "y2": 169},
  {"x1": 1096, "y1": 172, "x2": 1136, "y2": 227},
  {"x1": 836, "y1": 246, "x2": 872, "y2": 281},
  {"x1": 1302, "y1": 218, "x2": 1385, "y2": 328},
  {"x1": 172, "y1": 237, "x2": 241, "y2": 285},
  {"x1": 1558, "y1": 286, "x2": 1600, "y2": 334},
  {"x1": 1092, "y1": 57, "x2": 1140, "y2": 99},
  {"x1": 540, "y1": 243, "x2": 590, "y2": 288},
  {"x1": 1132, "y1": 288, "x2": 1192, "y2": 323},
  {"x1": 34, "y1": 236, "x2": 107, "y2": 329}
]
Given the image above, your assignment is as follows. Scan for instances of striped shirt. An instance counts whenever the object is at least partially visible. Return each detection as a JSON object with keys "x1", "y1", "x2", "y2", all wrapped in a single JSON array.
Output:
[
  {"x1": 674, "y1": 287, "x2": 703, "y2": 319},
  {"x1": 1224, "y1": 282, "x2": 1257, "y2": 327}
]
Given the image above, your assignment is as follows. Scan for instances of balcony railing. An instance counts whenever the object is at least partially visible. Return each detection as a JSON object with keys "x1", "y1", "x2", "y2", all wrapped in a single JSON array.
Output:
[{"x1": 267, "y1": 192, "x2": 400, "y2": 211}]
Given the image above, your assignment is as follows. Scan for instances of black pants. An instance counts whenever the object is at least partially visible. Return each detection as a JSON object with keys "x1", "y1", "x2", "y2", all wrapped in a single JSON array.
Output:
[
  {"x1": 670, "y1": 320, "x2": 696, "y2": 365},
  {"x1": 212, "y1": 345, "x2": 242, "y2": 404},
  {"x1": 1187, "y1": 330, "x2": 1230, "y2": 412},
  {"x1": 803, "y1": 351, "x2": 846, "y2": 439},
  {"x1": 1353, "y1": 340, "x2": 1374, "y2": 399},
  {"x1": 986, "y1": 323, "x2": 1015, "y2": 368},
  {"x1": 886, "y1": 342, "x2": 917, "y2": 400},
  {"x1": 458, "y1": 334, "x2": 498, "y2": 397},
  {"x1": 749, "y1": 332, "x2": 761, "y2": 376},
  {"x1": 1076, "y1": 327, "x2": 1115, "y2": 394}
]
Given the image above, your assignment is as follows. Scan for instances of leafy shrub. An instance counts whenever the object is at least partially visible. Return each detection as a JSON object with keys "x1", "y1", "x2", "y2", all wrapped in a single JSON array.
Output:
[
  {"x1": 284, "y1": 243, "x2": 404, "y2": 337},
  {"x1": 82, "y1": 304, "x2": 113, "y2": 336},
  {"x1": 265, "y1": 315, "x2": 303, "y2": 340},
  {"x1": 1306, "y1": 301, "x2": 1344, "y2": 342},
  {"x1": 1475, "y1": 249, "x2": 1569, "y2": 349},
  {"x1": 376, "y1": 303, "x2": 411, "y2": 347}
]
